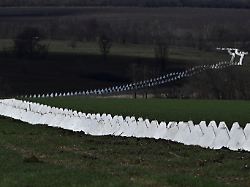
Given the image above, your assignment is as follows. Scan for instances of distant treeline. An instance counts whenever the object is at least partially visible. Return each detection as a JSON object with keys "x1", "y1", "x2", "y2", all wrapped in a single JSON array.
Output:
[
  {"x1": 1, "y1": 7, "x2": 250, "y2": 51},
  {"x1": 1, "y1": 0, "x2": 250, "y2": 8}
]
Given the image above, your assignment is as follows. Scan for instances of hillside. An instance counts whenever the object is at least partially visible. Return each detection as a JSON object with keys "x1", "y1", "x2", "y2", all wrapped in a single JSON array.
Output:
[{"x1": 0, "y1": 117, "x2": 250, "y2": 187}]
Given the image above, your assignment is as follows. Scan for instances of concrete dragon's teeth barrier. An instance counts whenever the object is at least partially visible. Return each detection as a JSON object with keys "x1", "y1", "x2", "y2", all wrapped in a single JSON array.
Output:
[
  {"x1": 20, "y1": 48, "x2": 248, "y2": 99},
  {"x1": 0, "y1": 98, "x2": 250, "y2": 152}
]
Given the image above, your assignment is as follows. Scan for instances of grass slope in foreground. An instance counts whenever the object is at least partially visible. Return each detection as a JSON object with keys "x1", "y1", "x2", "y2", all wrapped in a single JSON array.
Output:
[
  {"x1": 30, "y1": 97, "x2": 250, "y2": 127},
  {"x1": 0, "y1": 118, "x2": 250, "y2": 187}
]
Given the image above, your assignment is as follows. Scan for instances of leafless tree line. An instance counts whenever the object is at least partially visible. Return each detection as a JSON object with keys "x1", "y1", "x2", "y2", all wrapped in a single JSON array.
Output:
[
  {"x1": 0, "y1": 17, "x2": 249, "y2": 51},
  {"x1": 1, "y1": 0, "x2": 250, "y2": 8}
]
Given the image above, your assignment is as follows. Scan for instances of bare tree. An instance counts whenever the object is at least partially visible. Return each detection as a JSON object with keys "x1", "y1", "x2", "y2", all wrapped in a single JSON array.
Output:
[
  {"x1": 13, "y1": 27, "x2": 48, "y2": 58},
  {"x1": 151, "y1": 20, "x2": 170, "y2": 72},
  {"x1": 154, "y1": 41, "x2": 168, "y2": 71},
  {"x1": 98, "y1": 33, "x2": 112, "y2": 60}
]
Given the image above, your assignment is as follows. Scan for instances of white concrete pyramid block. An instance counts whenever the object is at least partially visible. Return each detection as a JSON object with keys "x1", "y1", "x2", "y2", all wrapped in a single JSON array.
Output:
[
  {"x1": 28, "y1": 112, "x2": 42, "y2": 125},
  {"x1": 208, "y1": 121, "x2": 218, "y2": 135},
  {"x1": 95, "y1": 113, "x2": 101, "y2": 120},
  {"x1": 100, "y1": 117, "x2": 113, "y2": 135},
  {"x1": 48, "y1": 113, "x2": 65, "y2": 127},
  {"x1": 211, "y1": 122, "x2": 230, "y2": 149},
  {"x1": 164, "y1": 122, "x2": 179, "y2": 141},
  {"x1": 133, "y1": 118, "x2": 147, "y2": 138},
  {"x1": 227, "y1": 122, "x2": 246, "y2": 151},
  {"x1": 197, "y1": 121, "x2": 212, "y2": 148},
  {"x1": 59, "y1": 115, "x2": 75, "y2": 130},
  {"x1": 121, "y1": 117, "x2": 137, "y2": 137},
  {"x1": 242, "y1": 124, "x2": 250, "y2": 151},
  {"x1": 188, "y1": 123, "x2": 203, "y2": 146},
  {"x1": 114, "y1": 118, "x2": 126, "y2": 136},
  {"x1": 174, "y1": 122, "x2": 192, "y2": 144},
  {"x1": 141, "y1": 119, "x2": 154, "y2": 138},
  {"x1": 88, "y1": 119, "x2": 104, "y2": 136},
  {"x1": 147, "y1": 120, "x2": 160, "y2": 138},
  {"x1": 110, "y1": 117, "x2": 122, "y2": 136},
  {"x1": 0, "y1": 103, "x2": 6, "y2": 115},
  {"x1": 44, "y1": 113, "x2": 58, "y2": 127},
  {"x1": 117, "y1": 120, "x2": 129, "y2": 137},
  {"x1": 154, "y1": 122, "x2": 167, "y2": 139},
  {"x1": 74, "y1": 117, "x2": 93, "y2": 133}
]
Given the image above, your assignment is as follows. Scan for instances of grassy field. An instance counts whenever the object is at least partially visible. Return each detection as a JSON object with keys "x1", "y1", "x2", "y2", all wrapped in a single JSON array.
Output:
[
  {"x1": 0, "y1": 117, "x2": 250, "y2": 187},
  {"x1": 0, "y1": 39, "x2": 228, "y2": 62},
  {"x1": 29, "y1": 97, "x2": 250, "y2": 127}
]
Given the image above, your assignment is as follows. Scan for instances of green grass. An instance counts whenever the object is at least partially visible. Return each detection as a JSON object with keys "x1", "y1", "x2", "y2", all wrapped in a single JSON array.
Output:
[
  {"x1": 45, "y1": 40, "x2": 224, "y2": 63},
  {"x1": 0, "y1": 39, "x2": 230, "y2": 63},
  {"x1": 0, "y1": 117, "x2": 249, "y2": 187},
  {"x1": 29, "y1": 97, "x2": 250, "y2": 127}
]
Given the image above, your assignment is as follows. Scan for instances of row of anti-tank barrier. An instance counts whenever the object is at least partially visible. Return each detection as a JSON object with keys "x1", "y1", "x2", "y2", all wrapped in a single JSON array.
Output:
[
  {"x1": 21, "y1": 61, "x2": 235, "y2": 98},
  {"x1": 1, "y1": 98, "x2": 250, "y2": 152},
  {"x1": 20, "y1": 48, "x2": 248, "y2": 99}
]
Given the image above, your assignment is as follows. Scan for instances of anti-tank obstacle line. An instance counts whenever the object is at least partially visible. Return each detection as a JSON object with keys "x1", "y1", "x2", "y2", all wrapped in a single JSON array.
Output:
[
  {"x1": 99, "y1": 48, "x2": 247, "y2": 94},
  {"x1": 217, "y1": 47, "x2": 248, "y2": 65},
  {"x1": 88, "y1": 62, "x2": 232, "y2": 95},
  {"x1": 22, "y1": 48, "x2": 248, "y2": 98},
  {"x1": 106, "y1": 60, "x2": 239, "y2": 94},
  {"x1": 1, "y1": 98, "x2": 250, "y2": 152}
]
